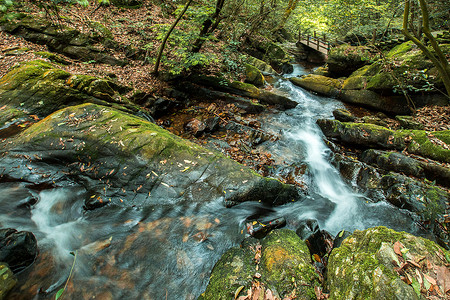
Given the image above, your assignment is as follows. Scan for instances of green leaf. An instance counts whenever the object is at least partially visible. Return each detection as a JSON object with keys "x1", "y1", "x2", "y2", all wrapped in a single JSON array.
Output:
[
  {"x1": 411, "y1": 278, "x2": 421, "y2": 298},
  {"x1": 55, "y1": 288, "x2": 64, "y2": 300}
]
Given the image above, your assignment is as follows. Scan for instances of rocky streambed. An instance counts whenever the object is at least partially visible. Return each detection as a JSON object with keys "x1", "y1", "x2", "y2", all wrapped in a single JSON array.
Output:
[{"x1": 0, "y1": 59, "x2": 449, "y2": 300}]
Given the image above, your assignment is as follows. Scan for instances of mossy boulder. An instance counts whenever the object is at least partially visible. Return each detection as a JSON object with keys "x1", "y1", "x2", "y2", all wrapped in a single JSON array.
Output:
[
  {"x1": 2, "y1": 103, "x2": 298, "y2": 207},
  {"x1": 327, "y1": 226, "x2": 449, "y2": 299},
  {"x1": 1, "y1": 13, "x2": 125, "y2": 66},
  {"x1": 244, "y1": 38, "x2": 292, "y2": 71},
  {"x1": 244, "y1": 63, "x2": 265, "y2": 87},
  {"x1": 395, "y1": 115, "x2": 424, "y2": 130},
  {"x1": 0, "y1": 263, "x2": 17, "y2": 300},
  {"x1": 290, "y1": 75, "x2": 341, "y2": 97},
  {"x1": 0, "y1": 60, "x2": 135, "y2": 118},
  {"x1": 317, "y1": 119, "x2": 450, "y2": 163},
  {"x1": 201, "y1": 229, "x2": 319, "y2": 299},
  {"x1": 246, "y1": 56, "x2": 278, "y2": 75},
  {"x1": 327, "y1": 45, "x2": 375, "y2": 77}
]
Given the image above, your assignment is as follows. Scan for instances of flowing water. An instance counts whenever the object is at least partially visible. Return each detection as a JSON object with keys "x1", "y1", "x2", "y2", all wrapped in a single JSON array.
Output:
[{"x1": 0, "y1": 65, "x2": 426, "y2": 299}]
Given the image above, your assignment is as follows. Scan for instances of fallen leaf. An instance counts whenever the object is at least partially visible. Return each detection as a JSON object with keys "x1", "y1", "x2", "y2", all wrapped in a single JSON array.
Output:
[
  {"x1": 423, "y1": 273, "x2": 437, "y2": 285},
  {"x1": 234, "y1": 286, "x2": 245, "y2": 300},
  {"x1": 393, "y1": 241, "x2": 403, "y2": 256},
  {"x1": 407, "y1": 259, "x2": 421, "y2": 268},
  {"x1": 435, "y1": 265, "x2": 450, "y2": 293}
]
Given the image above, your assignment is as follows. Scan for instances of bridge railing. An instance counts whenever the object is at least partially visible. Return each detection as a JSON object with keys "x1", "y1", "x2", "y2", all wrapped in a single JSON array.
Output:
[{"x1": 298, "y1": 31, "x2": 331, "y2": 54}]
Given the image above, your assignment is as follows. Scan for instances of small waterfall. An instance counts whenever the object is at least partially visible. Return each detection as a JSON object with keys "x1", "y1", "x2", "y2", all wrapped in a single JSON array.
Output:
[{"x1": 31, "y1": 188, "x2": 84, "y2": 263}]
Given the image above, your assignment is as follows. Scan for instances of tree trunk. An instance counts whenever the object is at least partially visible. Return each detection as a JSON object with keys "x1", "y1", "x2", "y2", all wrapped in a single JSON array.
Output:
[
  {"x1": 272, "y1": 0, "x2": 299, "y2": 33},
  {"x1": 402, "y1": 0, "x2": 450, "y2": 97},
  {"x1": 191, "y1": 0, "x2": 225, "y2": 53},
  {"x1": 152, "y1": 0, "x2": 194, "y2": 75}
]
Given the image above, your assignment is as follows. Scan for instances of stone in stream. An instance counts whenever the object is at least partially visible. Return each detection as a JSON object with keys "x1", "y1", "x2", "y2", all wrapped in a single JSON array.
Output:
[
  {"x1": 327, "y1": 226, "x2": 450, "y2": 300},
  {"x1": 295, "y1": 219, "x2": 333, "y2": 258},
  {"x1": 332, "y1": 108, "x2": 356, "y2": 122},
  {"x1": 0, "y1": 263, "x2": 17, "y2": 300},
  {"x1": 0, "y1": 229, "x2": 38, "y2": 273},
  {"x1": 184, "y1": 118, "x2": 207, "y2": 136},
  {"x1": 244, "y1": 63, "x2": 265, "y2": 87},
  {"x1": 317, "y1": 119, "x2": 450, "y2": 164},
  {"x1": 200, "y1": 229, "x2": 319, "y2": 300},
  {"x1": 0, "y1": 103, "x2": 299, "y2": 208}
]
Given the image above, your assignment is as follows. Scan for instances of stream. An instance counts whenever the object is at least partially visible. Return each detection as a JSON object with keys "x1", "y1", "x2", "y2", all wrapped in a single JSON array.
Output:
[{"x1": 0, "y1": 65, "x2": 426, "y2": 299}]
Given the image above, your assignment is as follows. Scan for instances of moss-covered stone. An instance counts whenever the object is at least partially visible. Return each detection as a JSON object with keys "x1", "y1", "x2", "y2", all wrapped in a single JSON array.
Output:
[
  {"x1": 201, "y1": 242, "x2": 257, "y2": 300},
  {"x1": 244, "y1": 63, "x2": 265, "y2": 87},
  {"x1": 342, "y1": 76, "x2": 367, "y2": 90},
  {"x1": 4, "y1": 103, "x2": 298, "y2": 207},
  {"x1": 290, "y1": 75, "x2": 341, "y2": 97},
  {"x1": 202, "y1": 230, "x2": 318, "y2": 299},
  {"x1": 0, "y1": 60, "x2": 135, "y2": 117},
  {"x1": 34, "y1": 51, "x2": 71, "y2": 65},
  {"x1": 327, "y1": 226, "x2": 449, "y2": 299},
  {"x1": 317, "y1": 119, "x2": 450, "y2": 163},
  {"x1": 0, "y1": 263, "x2": 17, "y2": 300},
  {"x1": 386, "y1": 41, "x2": 415, "y2": 58},
  {"x1": 246, "y1": 56, "x2": 278, "y2": 75},
  {"x1": 1, "y1": 13, "x2": 126, "y2": 66},
  {"x1": 261, "y1": 230, "x2": 318, "y2": 299}
]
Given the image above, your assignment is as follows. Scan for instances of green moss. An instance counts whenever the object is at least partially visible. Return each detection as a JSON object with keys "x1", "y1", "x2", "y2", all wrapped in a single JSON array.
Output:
[
  {"x1": 328, "y1": 226, "x2": 447, "y2": 299},
  {"x1": 66, "y1": 74, "x2": 97, "y2": 90},
  {"x1": 0, "y1": 60, "x2": 53, "y2": 90},
  {"x1": 34, "y1": 51, "x2": 71, "y2": 65},
  {"x1": 290, "y1": 75, "x2": 341, "y2": 96},
  {"x1": 366, "y1": 72, "x2": 397, "y2": 91},
  {"x1": 342, "y1": 75, "x2": 367, "y2": 90},
  {"x1": 386, "y1": 41, "x2": 415, "y2": 58},
  {"x1": 244, "y1": 64, "x2": 265, "y2": 87},
  {"x1": 405, "y1": 130, "x2": 450, "y2": 163},
  {"x1": 261, "y1": 229, "x2": 318, "y2": 299}
]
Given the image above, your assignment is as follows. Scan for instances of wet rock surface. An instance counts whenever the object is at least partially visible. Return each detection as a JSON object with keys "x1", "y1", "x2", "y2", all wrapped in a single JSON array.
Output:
[
  {"x1": 328, "y1": 226, "x2": 450, "y2": 300},
  {"x1": 201, "y1": 229, "x2": 319, "y2": 300},
  {"x1": 0, "y1": 229, "x2": 37, "y2": 273}
]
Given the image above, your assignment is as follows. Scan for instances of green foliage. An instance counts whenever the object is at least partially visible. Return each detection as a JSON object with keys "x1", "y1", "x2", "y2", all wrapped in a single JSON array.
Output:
[
  {"x1": 0, "y1": 0, "x2": 13, "y2": 12},
  {"x1": 393, "y1": 69, "x2": 436, "y2": 93}
]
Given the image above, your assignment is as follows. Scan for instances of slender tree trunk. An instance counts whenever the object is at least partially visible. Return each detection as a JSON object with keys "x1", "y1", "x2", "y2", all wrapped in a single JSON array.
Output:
[
  {"x1": 191, "y1": 0, "x2": 225, "y2": 53},
  {"x1": 152, "y1": 0, "x2": 194, "y2": 75},
  {"x1": 272, "y1": 0, "x2": 300, "y2": 33},
  {"x1": 402, "y1": 0, "x2": 450, "y2": 97}
]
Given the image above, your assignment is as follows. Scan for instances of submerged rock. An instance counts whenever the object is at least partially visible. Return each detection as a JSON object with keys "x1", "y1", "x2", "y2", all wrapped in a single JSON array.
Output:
[
  {"x1": 201, "y1": 229, "x2": 319, "y2": 299},
  {"x1": 327, "y1": 226, "x2": 450, "y2": 300}
]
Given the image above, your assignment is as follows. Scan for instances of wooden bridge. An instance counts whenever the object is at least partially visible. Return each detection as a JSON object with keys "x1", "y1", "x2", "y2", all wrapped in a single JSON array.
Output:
[{"x1": 298, "y1": 31, "x2": 331, "y2": 55}]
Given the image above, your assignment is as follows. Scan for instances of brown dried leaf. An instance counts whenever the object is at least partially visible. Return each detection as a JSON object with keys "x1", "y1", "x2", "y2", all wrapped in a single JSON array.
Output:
[
  {"x1": 265, "y1": 289, "x2": 275, "y2": 300},
  {"x1": 407, "y1": 259, "x2": 421, "y2": 268},
  {"x1": 393, "y1": 241, "x2": 404, "y2": 256},
  {"x1": 423, "y1": 273, "x2": 437, "y2": 286},
  {"x1": 435, "y1": 265, "x2": 450, "y2": 293}
]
